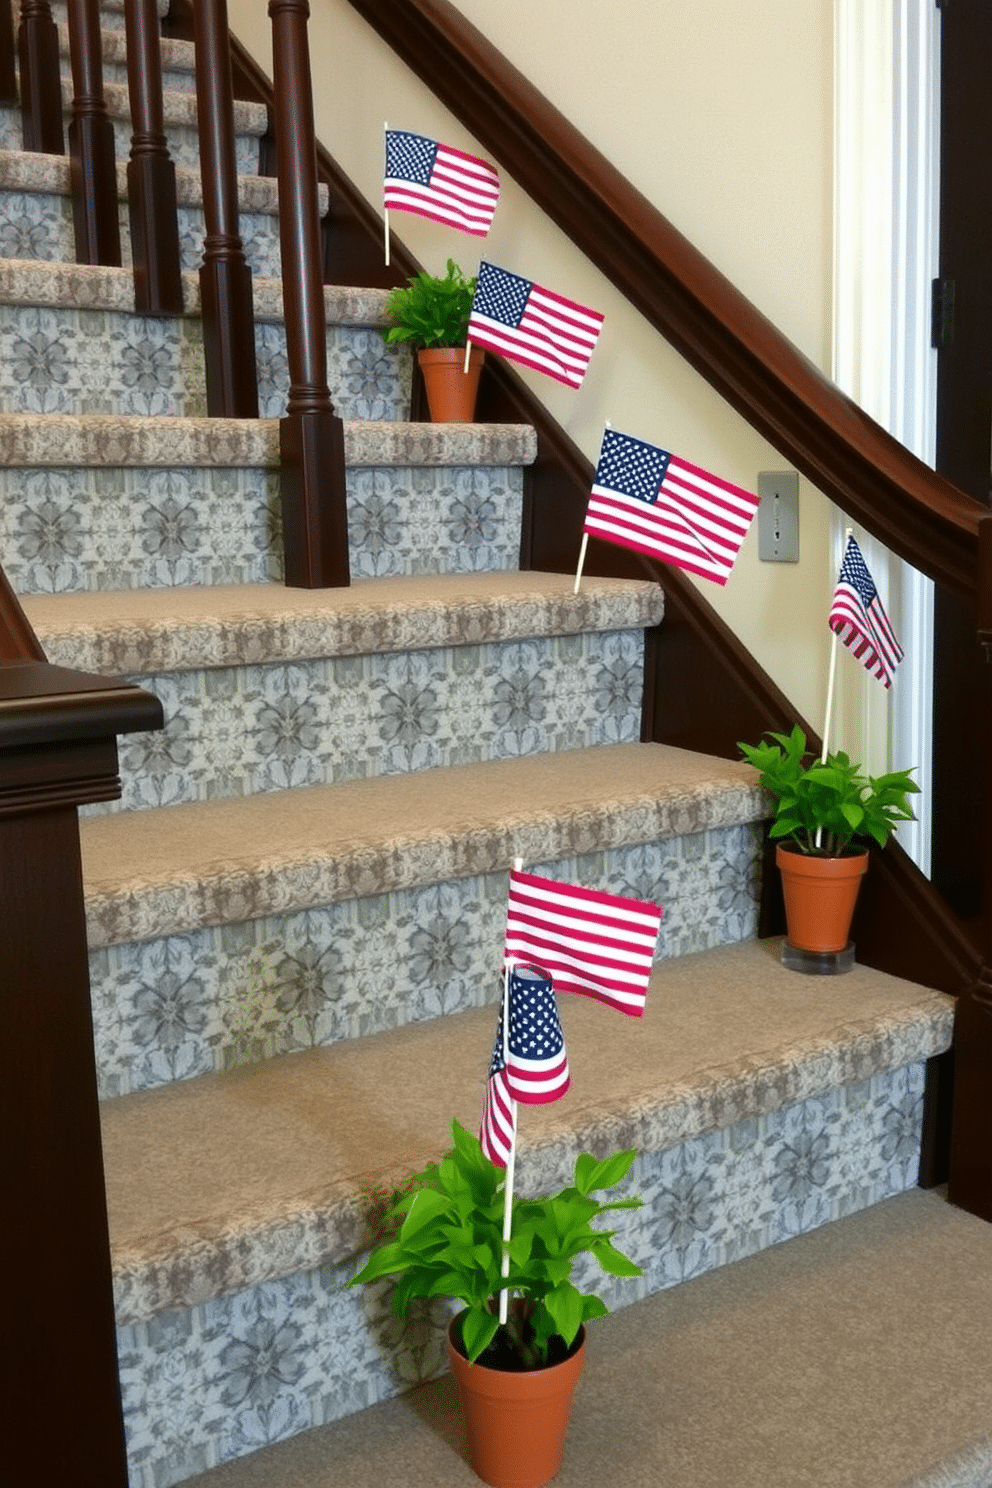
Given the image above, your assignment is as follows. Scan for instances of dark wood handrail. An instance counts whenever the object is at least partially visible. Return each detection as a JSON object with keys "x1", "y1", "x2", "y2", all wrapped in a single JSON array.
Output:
[{"x1": 349, "y1": 0, "x2": 985, "y2": 605}]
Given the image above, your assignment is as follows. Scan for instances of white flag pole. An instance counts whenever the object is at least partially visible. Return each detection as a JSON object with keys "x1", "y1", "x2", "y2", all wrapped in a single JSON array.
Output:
[
  {"x1": 498, "y1": 856, "x2": 523, "y2": 1326},
  {"x1": 820, "y1": 634, "x2": 840, "y2": 767},
  {"x1": 821, "y1": 527, "x2": 853, "y2": 764},
  {"x1": 464, "y1": 338, "x2": 473, "y2": 375},
  {"x1": 573, "y1": 533, "x2": 589, "y2": 595},
  {"x1": 815, "y1": 527, "x2": 852, "y2": 847},
  {"x1": 575, "y1": 420, "x2": 610, "y2": 595},
  {"x1": 383, "y1": 123, "x2": 390, "y2": 266}
]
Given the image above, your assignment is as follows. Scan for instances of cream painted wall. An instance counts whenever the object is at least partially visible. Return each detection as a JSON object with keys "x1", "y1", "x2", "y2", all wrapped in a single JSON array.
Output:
[{"x1": 227, "y1": 0, "x2": 838, "y2": 731}]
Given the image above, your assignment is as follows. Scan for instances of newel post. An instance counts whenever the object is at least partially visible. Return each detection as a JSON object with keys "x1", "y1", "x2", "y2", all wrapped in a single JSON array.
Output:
[
  {"x1": 947, "y1": 513, "x2": 992, "y2": 1220},
  {"x1": 0, "y1": 571, "x2": 163, "y2": 1481},
  {"x1": 67, "y1": 0, "x2": 122, "y2": 265},
  {"x1": 193, "y1": 0, "x2": 258, "y2": 416},
  {"x1": 269, "y1": 0, "x2": 350, "y2": 588}
]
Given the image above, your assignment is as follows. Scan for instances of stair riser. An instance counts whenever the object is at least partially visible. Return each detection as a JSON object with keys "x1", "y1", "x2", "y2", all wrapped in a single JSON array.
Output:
[
  {"x1": 0, "y1": 108, "x2": 262, "y2": 176},
  {"x1": 115, "y1": 1058, "x2": 927, "y2": 1488},
  {"x1": 0, "y1": 188, "x2": 285, "y2": 277},
  {"x1": 0, "y1": 303, "x2": 409, "y2": 421},
  {"x1": 1, "y1": 463, "x2": 524, "y2": 592},
  {"x1": 81, "y1": 629, "x2": 644, "y2": 811},
  {"x1": 89, "y1": 825, "x2": 763, "y2": 1097}
]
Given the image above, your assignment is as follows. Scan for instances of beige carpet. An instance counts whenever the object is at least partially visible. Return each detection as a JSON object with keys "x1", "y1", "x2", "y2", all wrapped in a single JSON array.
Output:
[
  {"x1": 101, "y1": 937, "x2": 952, "y2": 1324},
  {"x1": 181, "y1": 1189, "x2": 992, "y2": 1488}
]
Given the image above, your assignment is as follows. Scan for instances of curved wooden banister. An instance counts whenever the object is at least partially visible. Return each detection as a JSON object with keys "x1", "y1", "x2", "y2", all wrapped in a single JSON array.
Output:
[{"x1": 348, "y1": 0, "x2": 985, "y2": 603}]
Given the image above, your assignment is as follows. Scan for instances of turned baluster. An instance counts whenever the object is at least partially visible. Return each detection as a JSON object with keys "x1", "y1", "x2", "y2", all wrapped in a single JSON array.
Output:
[
  {"x1": 123, "y1": 0, "x2": 182, "y2": 312},
  {"x1": 18, "y1": 0, "x2": 63, "y2": 153},
  {"x1": 269, "y1": 0, "x2": 349, "y2": 587},
  {"x1": 193, "y1": 0, "x2": 258, "y2": 416},
  {"x1": 0, "y1": 0, "x2": 16, "y2": 105},
  {"x1": 67, "y1": 0, "x2": 121, "y2": 264}
]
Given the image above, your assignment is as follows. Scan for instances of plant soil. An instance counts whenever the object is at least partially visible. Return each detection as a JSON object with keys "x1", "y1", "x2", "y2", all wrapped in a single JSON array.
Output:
[{"x1": 454, "y1": 1317, "x2": 579, "y2": 1373}]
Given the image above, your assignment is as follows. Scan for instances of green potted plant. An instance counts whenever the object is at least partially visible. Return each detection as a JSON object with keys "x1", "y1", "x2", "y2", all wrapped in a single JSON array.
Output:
[
  {"x1": 352, "y1": 1119, "x2": 643, "y2": 1488},
  {"x1": 385, "y1": 258, "x2": 482, "y2": 422},
  {"x1": 738, "y1": 724, "x2": 919, "y2": 955}
]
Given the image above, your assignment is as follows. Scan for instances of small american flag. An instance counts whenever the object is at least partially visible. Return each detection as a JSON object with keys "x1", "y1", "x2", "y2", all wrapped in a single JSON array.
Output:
[
  {"x1": 829, "y1": 536, "x2": 904, "y2": 689},
  {"x1": 481, "y1": 965, "x2": 570, "y2": 1168},
  {"x1": 505, "y1": 868, "x2": 662, "y2": 1017},
  {"x1": 467, "y1": 260, "x2": 604, "y2": 388},
  {"x1": 583, "y1": 427, "x2": 760, "y2": 586},
  {"x1": 384, "y1": 130, "x2": 499, "y2": 236}
]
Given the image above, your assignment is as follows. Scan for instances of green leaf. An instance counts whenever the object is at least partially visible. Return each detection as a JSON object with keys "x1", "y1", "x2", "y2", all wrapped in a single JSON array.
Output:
[
  {"x1": 400, "y1": 1187, "x2": 453, "y2": 1241},
  {"x1": 590, "y1": 1238, "x2": 643, "y2": 1277},
  {"x1": 507, "y1": 1231, "x2": 533, "y2": 1266},
  {"x1": 574, "y1": 1149, "x2": 637, "y2": 1195},
  {"x1": 543, "y1": 1281, "x2": 586, "y2": 1347},
  {"x1": 350, "y1": 1241, "x2": 407, "y2": 1286},
  {"x1": 461, "y1": 1306, "x2": 500, "y2": 1363},
  {"x1": 427, "y1": 1271, "x2": 472, "y2": 1300},
  {"x1": 581, "y1": 1295, "x2": 609, "y2": 1322}
]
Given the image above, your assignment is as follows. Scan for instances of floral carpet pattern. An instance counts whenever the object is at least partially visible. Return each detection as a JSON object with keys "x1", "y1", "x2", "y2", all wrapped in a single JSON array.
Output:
[{"x1": 90, "y1": 823, "x2": 764, "y2": 1098}]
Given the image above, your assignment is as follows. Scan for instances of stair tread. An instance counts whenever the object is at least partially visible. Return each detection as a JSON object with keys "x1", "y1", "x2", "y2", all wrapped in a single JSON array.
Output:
[
  {"x1": 0, "y1": 148, "x2": 317, "y2": 214},
  {"x1": 56, "y1": 24, "x2": 195, "y2": 75},
  {"x1": 0, "y1": 258, "x2": 391, "y2": 323},
  {"x1": 80, "y1": 742, "x2": 765, "y2": 946},
  {"x1": 102, "y1": 936, "x2": 953, "y2": 1325},
  {"x1": 48, "y1": 76, "x2": 270, "y2": 133},
  {"x1": 25, "y1": 570, "x2": 666, "y2": 673},
  {"x1": 176, "y1": 1187, "x2": 992, "y2": 1488},
  {"x1": 0, "y1": 413, "x2": 537, "y2": 468}
]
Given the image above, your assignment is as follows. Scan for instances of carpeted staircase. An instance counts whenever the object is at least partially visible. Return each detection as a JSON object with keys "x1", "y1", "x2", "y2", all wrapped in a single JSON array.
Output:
[{"x1": 6, "y1": 6, "x2": 992, "y2": 1486}]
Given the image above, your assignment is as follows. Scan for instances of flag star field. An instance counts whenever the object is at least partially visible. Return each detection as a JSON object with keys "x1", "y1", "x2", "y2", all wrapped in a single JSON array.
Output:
[
  {"x1": 383, "y1": 130, "x2": 500, "y2": 236},
  {"x1": 594, "y1": 429, "x2": 669, "y2": 504}
]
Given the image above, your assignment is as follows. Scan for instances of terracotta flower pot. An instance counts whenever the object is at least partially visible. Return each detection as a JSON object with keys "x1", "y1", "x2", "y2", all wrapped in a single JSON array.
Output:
[
  {"x1": 446, "y1": 1312, "x2": 585, "y2": 1488},
  {"x1": 776, "y1": 842, "x2": 869, "y2": 953},
  {"x1": 418, "y1": 345, "x2": 484, "y2": 422}
]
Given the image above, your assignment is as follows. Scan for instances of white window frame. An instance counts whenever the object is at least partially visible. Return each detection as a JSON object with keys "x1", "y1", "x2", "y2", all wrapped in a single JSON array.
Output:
[{"x1": 832, "y1": 0, "x2": 940, "y2": 873}]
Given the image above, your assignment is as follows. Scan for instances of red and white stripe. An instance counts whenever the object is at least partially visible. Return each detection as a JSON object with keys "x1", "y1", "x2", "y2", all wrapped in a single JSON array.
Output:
[
  {"x1": 384, "y1": 142, "x2": 499, "y2": 236},
  {"x1": 828, "y1": 589, "x2": 903, "y2": 688},
  {"x1": 585, "y1": 455, "x2": 759, "y2": 586},
  {"x1": 468, "y1": 284, "x2": 604, "y2": 389},
  {"x1": 481, "y1": 1067, "x2": 516, "y2": 1168},
  {"x1": 505, "y1": 869, "x2": 662, "y2": 1017}
]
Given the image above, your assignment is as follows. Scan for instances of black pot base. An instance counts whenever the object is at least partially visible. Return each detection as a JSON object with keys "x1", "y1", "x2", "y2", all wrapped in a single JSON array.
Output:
[{"x1": 780, "y1": 939, "x2": 856, "y2": 975}]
